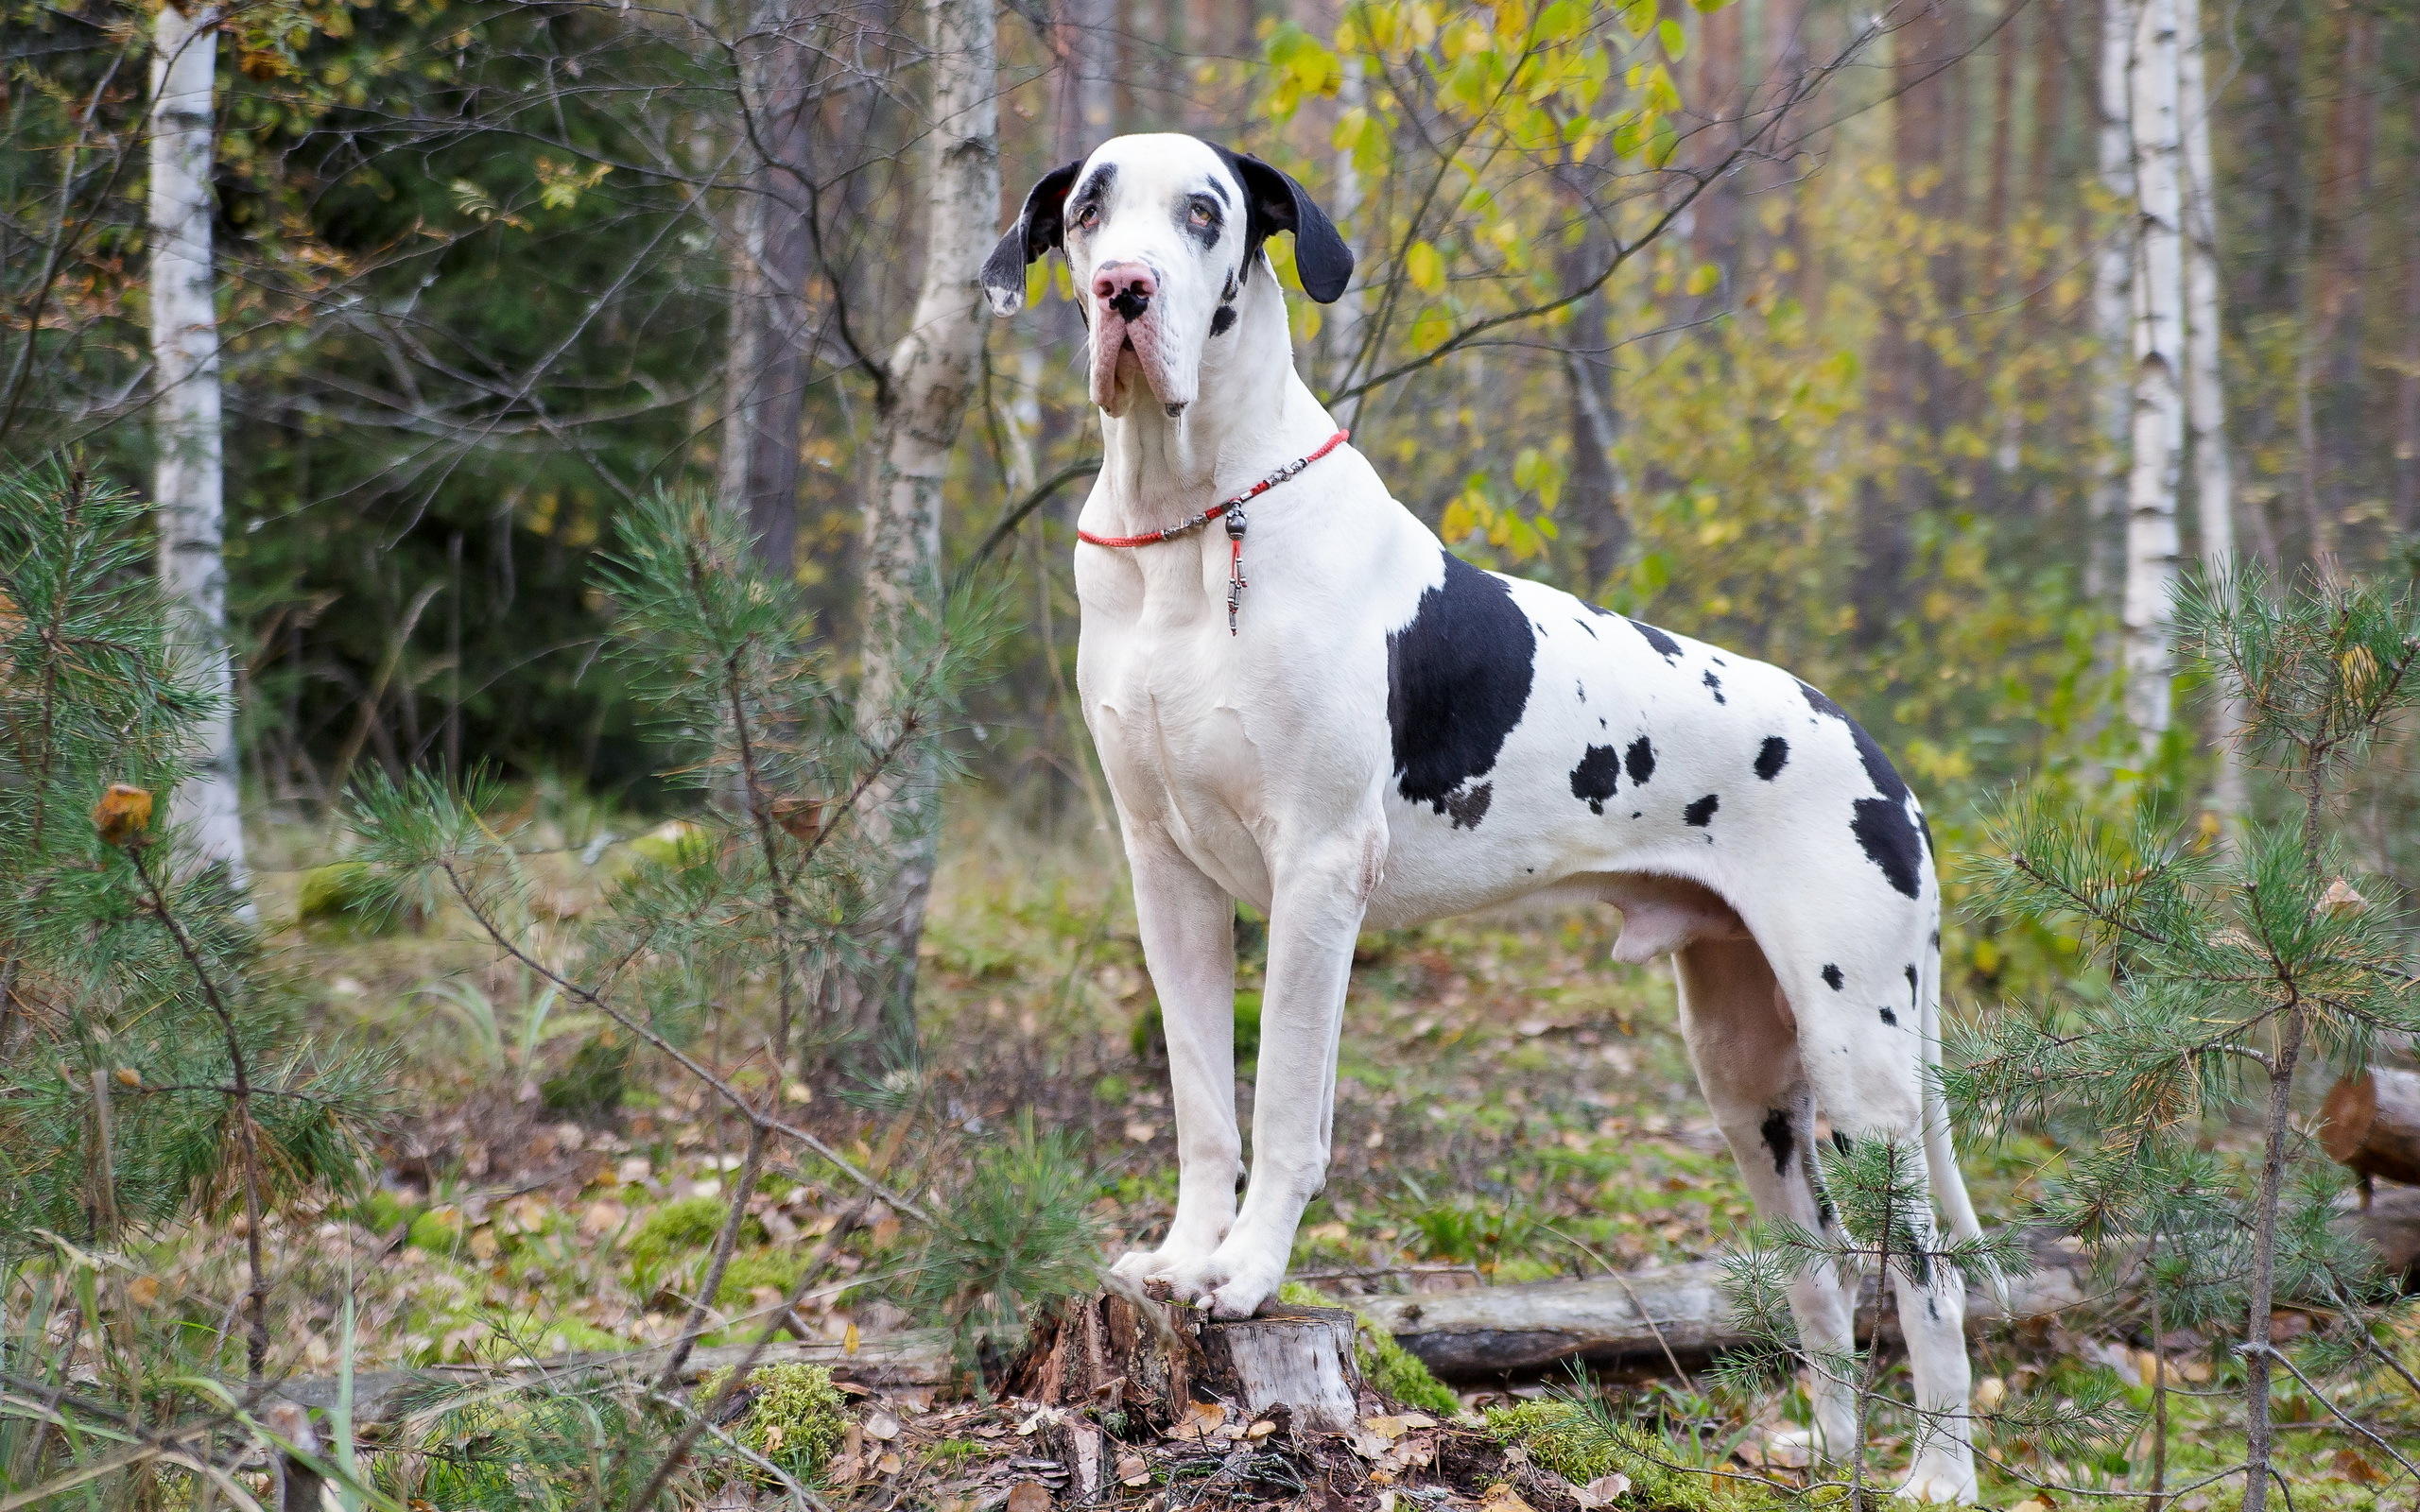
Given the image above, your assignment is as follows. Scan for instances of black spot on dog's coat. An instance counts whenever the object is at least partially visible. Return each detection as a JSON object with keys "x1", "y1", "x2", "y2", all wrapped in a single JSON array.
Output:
[
  {"x1": 1388, "y1": 554, "x2": 1533, "y2": 830},
  {"x1": 1853, "y1": 798, "x2": 1926, "y2": 899},
  {"x1": 1441, "y1": 782, "x2": 1494, "y2": 830},
  {"x1": 1629, "y1": 619, "x2": 1684, "y2": 662},
  {"x1": 1760, "y1": 1108, "x2": 1796, "y2": 1176},
  {"x1": 1683, "y1": 794, "x2": 1720, "y2": 827},
  {"x1": 1754, "y1": 736, "x2": 1789, "y2": 780},
  {"x1": 1905, "y1": 964, "x2": 1919, "y2": 998},
  {"x1": 1703, "y1": 669, "x2": 1725, "y2": 703},
  {"x1": 1574, "y1": 616, "x2": 1597, "y2": 639},
  {"x1": 1624, "y1": 736, "x2": 1656, "y2": 785},
  {"x1": 1570, "y1": 746, "x2": 1621, "y2": 815},
  {"x1": 1822, "y1": 964, "x2": 1844, "y2": 990},
  {"x1": 1878, "y1": 1006, "x2": 1899, "y2": 1026},
  {"x1": 1803, "y1": 679, "x2": 1927, "y2": 898},
  {"x1": 1210, "y1": 305, "x2": 1237, "y2": 336}
]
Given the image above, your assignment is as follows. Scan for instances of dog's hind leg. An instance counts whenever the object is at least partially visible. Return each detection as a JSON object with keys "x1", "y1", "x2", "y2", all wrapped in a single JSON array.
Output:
[
  {"x1": 1671, "y1": 936, "x2": 1858, "y2": 1461},
  {"x1": 1777, "y1": 935, "x2": 1979, "y2": 1504},
  {"x1": 1111, "y1": 833, "x2": 1244, "y2": 1283}
]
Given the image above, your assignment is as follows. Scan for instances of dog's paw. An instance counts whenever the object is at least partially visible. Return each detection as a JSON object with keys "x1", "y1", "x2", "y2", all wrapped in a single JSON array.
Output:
[
  {"x1": 1204, "y1": 1257, "x2": 1285, "y2": 1319},
  {"x1": 1893, "y1": 1456, "x2": 1979, "y2": 1505}
]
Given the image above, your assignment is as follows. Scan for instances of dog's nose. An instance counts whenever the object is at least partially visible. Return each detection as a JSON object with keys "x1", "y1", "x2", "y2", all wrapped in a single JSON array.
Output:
[{"x1": 1093, "y1": 262, "x2": 1156, "y2": 322}]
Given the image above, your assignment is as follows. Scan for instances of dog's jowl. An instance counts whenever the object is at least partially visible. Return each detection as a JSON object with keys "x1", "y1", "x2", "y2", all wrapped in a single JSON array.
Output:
[{"x1": 985, "y1": 132, "x2": 1986, "y2": 1503}]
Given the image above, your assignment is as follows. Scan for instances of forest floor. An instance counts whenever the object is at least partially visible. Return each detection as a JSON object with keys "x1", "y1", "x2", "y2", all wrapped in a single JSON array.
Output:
[{"x1": 157, "y1": 799, "x2": 2416, "y2": 1509}]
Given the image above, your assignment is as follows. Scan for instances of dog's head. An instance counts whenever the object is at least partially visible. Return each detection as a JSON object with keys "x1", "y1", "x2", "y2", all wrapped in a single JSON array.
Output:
[{"x1": 981, "y1": 133, "x2": 1354, "y2": 419}]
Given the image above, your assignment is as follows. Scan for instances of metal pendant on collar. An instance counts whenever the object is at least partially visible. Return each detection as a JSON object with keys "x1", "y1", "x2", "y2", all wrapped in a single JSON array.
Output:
[{"x1": 1076, "y1": 429, "x2": 1351, "y2": 634}]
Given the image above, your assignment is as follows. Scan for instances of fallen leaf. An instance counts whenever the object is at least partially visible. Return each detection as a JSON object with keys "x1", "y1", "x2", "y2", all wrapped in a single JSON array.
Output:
[
  {"x1": 1575, "y1": 1472, "x2": 1633, "y2": 1508},
  {"x1": 1361, "y1": 1415, "x2": 1412, "y2": 1441},
  {"x1": 126, "y1": 1275, "x2": 161, "y2": 1307},
  {"x1": 2332, "y1": 1448, "x2": 2385, "y2": 1486},
  {"x1": 1005, "y1": 1482, "x2": 1052, "y2": 1512},
  {"x1": 862, "y1": 1410, "x2": 900, "y2": 1441},
  {"x1": 1166, "y1": 1400, "x2": 1225, "y2": 1440},
  {"x1": 1115, "y1": 1451, "x2": 1149, "y2": 1487},
  {"x1": 1477, "y1": 1485, "x2": 1535, "y2": 1512},
  {"x1": 874, "y1": 1452, "x2": 902, "y2": 1476}
]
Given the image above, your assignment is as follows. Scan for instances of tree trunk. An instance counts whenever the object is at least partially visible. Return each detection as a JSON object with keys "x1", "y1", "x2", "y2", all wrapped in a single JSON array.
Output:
[
  {"x1": 717, "y1": 0, "x2": 819, "y2": 576},
  {"x1": 2176, "y1": 0, "x2": 2243, "y2": 819},
  {"x1": 845, "y1": 0, "x2": 999, "y2": 1066},
  {"x1": 2308, "y1": 9, "x2": 2378, "y2": 541},
  {"x1": 2120, "y1": 0, "x2": 2185, "y2": 740},
  {"x1": 2084, "y1": 0, "x2": 2135, "y2": 612},
  {"x1": 149, "y1": 1, "x2": 248, "y2": 885}
]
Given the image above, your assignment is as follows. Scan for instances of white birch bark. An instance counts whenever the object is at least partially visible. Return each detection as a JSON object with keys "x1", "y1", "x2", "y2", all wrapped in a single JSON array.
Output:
[
  {"x1": 2176, "y1": 0, "x2": 2245, "y2": 816},
  {"x1": 2085, "y1": 0, "x2": 2135, "y2": 609},
  {"x1": 150, "y1": 1, "x2": 248, "y2": 884},
  {"x1": 846, "y1": 0, "x2": 999, "y2": 1060},
  {"x1": 2122, "y1": 0, "x2": 2186, "y2": 738}
]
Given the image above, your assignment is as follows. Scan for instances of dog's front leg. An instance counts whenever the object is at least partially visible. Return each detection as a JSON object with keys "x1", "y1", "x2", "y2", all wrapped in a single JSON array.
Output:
[
  {"x1": 1184, "y1": 833, "x2": 1374, "y2": 1319},
  {"x1": 1111, "y1": 833, "x2": 1243, "y2": 1283}
]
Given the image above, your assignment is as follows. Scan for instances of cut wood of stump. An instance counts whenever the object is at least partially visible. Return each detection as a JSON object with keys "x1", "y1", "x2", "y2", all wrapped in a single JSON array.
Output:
[
  {"x1": 1002, "y1": 1275, "x2": 1563, "y2": 1507},
  {"x1": 2323, "y1": 1067, "x2": 2420, "y2": 1194}
]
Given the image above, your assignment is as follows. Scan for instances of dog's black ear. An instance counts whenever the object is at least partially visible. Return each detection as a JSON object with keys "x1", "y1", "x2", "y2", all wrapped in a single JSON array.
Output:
[
  {"x1": 1229, "y1": 152, "x2": 1355, "y2": 303},
  {"x1": 982, "y1": 160, "x2": 1083, "y2": 317}
]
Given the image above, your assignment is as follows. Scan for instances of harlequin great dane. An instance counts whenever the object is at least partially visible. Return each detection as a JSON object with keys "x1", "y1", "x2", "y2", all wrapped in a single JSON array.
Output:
[{"x1": 981, "y1": 132, "x2": 1985, "y2": 1502}]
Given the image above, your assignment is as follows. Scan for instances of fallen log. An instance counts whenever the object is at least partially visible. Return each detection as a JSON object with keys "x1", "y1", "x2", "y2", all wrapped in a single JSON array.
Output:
[{"x1": 272, "y1": 1189, "x2": 2420, "y2": 1418}]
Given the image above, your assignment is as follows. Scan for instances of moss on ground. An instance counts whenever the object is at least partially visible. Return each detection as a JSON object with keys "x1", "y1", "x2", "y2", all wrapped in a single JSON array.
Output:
[
  {"x1": 702, "y1": 1363, "x2": 847, "y2": 1484},
  {"x1": 1485, "y1": 1399, "x2": 1789, "y2": 1512}
]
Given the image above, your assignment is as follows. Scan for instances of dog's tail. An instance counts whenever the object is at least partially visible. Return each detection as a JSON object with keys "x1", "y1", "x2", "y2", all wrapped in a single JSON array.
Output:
[{"x1": 1919, "y1": 919, "x2": 2001, "y2": 1307}]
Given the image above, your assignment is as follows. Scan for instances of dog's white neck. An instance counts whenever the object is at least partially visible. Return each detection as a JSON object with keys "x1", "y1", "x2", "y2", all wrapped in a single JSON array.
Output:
[{"x1": 1087, "y1": 262, "x2": 1341, "y2": 533}]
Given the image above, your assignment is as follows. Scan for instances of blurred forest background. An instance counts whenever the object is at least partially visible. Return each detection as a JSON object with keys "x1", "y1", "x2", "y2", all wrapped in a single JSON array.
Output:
[
  {"x1": 8, "y1": 0, "x2": 2420, "y2": 1507},
  {"x1": 9, "y1": 0, "x2": 2417, "y2": 884}
]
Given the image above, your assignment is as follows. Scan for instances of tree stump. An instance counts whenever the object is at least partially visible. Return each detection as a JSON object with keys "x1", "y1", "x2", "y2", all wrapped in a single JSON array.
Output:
[
  {"x1": 1005, "y1": 1276, "x2": 1371, "y2": 1435},
  {"x1": 2322, "y1": 1068, "x2": 2420, "y2": 1191}
]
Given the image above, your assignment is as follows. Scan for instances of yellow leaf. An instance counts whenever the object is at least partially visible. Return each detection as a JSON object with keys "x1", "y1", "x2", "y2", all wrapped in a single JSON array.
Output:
[
  {"x1": 1406, "y1": 241, "x2": 1445, "y2": 293},
  {"x1": 843, "y1": 1320, "x2": 860, "y2": 1354},
  {"x1": 91, "y1": 784, "x2": 153, "y2": 847},
  {"x1": 1685, "y1": 262, "x2": 1720, "y2": 297}
]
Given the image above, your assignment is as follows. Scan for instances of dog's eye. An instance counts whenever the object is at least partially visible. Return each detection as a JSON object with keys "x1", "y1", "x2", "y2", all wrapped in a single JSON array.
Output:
[
  {"x1": 1074, "y1": 203, "x2": 1099, "y2": 230},
  {"x1": 1189, "y1": 203, "x2": 1215, "y2": 228}
]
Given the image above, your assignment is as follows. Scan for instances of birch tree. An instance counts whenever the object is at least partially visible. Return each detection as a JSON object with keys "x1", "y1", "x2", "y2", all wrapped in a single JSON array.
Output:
[
  {"x1": 2121, "y1": 0, "x2": 2186, "y2": 739},
  {"x1": 845, "y1": 0, "x2": 999, "y2": 1063},
  {"x1": 2177, "y1": 0, "x2": 2244, "y2": 814},
  {"x1": 2084, "y1": 0, "x2": 2135, "y2": 609},
  {"x1": 149, "y1": 0, "x2": 247, "y2": 883}
]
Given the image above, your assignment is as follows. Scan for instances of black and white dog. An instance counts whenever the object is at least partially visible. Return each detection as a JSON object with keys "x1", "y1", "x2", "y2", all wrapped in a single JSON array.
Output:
[{"x1": 982, "y1": 133, "x2": 1983, "y2": 1503}]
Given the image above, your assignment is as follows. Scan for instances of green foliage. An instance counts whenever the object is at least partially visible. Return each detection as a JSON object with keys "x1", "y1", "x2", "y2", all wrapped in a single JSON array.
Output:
[
  {"x1": 701, "y1": 1363, "x2": 848, "y2": 1484},
  {"x1": 540, "y1": 1031, "x2": 631, "y2": 1119},
  {"x1": 380, "y1": 1388, "x2": 717, "y2": 1510},
  {"x1": 1949, "y1": 566, "x2": 2420, "y2": 1503},
  {"x1": 0, "y1": 467, "x2": 388, "y2": 1258},
  {"x1": 907, "y1": 1117, "x2": 1105, "y2": 1344},
  {"x1": 627, "y1": 1195, "x2": 765, "y2": 1269},
  {"x1": 296, "y1": 861, "x2": 403, "y2": 935}
]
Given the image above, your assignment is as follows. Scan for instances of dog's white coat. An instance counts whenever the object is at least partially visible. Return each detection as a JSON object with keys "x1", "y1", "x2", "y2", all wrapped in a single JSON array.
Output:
[{"x1": 986, "y1": 133, "x2": 1985, "y2": 1502}]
